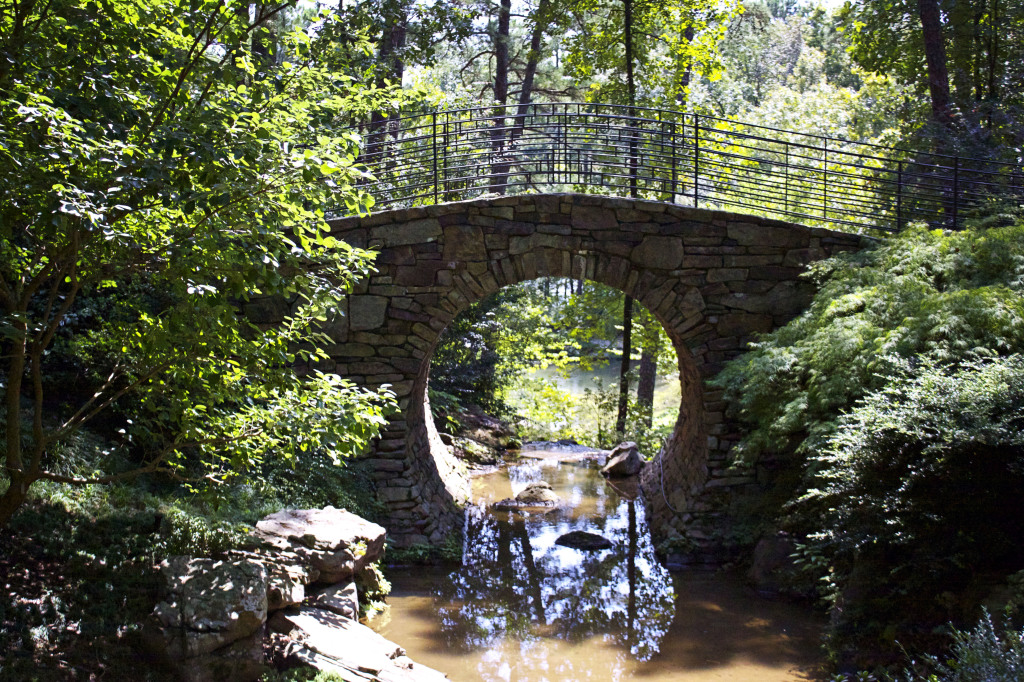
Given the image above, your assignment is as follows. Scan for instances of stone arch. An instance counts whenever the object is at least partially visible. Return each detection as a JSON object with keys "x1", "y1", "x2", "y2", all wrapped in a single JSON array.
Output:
[{"x1": 325, "y1": 194, "x2": 866, "y2": 546}]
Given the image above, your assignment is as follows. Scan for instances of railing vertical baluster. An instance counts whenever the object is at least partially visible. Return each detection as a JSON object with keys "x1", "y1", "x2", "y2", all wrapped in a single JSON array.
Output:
[
  {"x1": 442, "y1": 112, "x2": 449, "y2": 202},
  {"x1": 693, "y1": 113, "x2": 700, "y2": 208},
  {"x1": 345, "y1": 102, "x2": 1022, "y2": 230},
  {"x1": 432, "y1": 112, "x2": 438, "y2": 205},
  {"x1": 896, "y1": 160, "x2": 903, "y2": 232},
  {"x1": 823, "y1": 138, "x2": 828, "y2": 221},
  {"x1": 952, "y1": 156, "x2": 960, "y2": 229},
  {"x1": 671, "y1": 119, "x2": 677, "y2": 202},
  {"x1": 784, "y1": 142, "x2": 789, "y2": 216}
]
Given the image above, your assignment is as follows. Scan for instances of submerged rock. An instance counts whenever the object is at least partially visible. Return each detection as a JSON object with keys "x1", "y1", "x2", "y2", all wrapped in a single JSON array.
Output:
[
  {"x1": 600, "y1": 442, "x2": 643, "y2": 478},
  {"x1": 555, "y1": 531, "x2": 614, "y2": 551},
  {"x1": 492, "y1": 481, "x2": 560, "y2": 511}
]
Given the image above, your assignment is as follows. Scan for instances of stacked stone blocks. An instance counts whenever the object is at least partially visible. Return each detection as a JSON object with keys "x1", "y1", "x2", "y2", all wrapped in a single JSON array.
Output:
[{"x1": 322, "y1": 194, "x2": 866, "y2": 547}]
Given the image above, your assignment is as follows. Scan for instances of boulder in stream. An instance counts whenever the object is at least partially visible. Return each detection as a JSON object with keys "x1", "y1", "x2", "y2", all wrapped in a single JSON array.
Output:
[
  {"x1": 255, "y1": 506, "x2": 386, "y2": 584},
  {"x1": 600, "y1": 442, "x2": 643, "y2": 478},
  {"x1": 492, "y1": 481, "x2": 559, "y2": 511},
  {"x1": 555, "y1": 531, "x2": 614, "y2": 551}
]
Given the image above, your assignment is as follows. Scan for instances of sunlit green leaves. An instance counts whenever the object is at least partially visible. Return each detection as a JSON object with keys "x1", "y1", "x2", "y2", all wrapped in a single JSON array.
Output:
[{"x1": 0, "y1": 0, "x2": 404, "y2": 506}]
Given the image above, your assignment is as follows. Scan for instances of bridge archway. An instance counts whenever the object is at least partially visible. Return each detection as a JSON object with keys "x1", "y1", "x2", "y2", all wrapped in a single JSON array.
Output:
[{"x1": 325, "y1": 194, "x2": 864, "y2": 547}]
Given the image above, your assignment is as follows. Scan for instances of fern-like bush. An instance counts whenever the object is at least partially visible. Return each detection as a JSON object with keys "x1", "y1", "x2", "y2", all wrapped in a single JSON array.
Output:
[
  {"x1": 802, "y1": 357, "x2": 1024, "y2": 663},
  {"x1": 714, "y1": 218, "x2": 1024, "y2": 464},
  {"x1": 900, "y1": 611, "x2": 1024, "y2": 681}
]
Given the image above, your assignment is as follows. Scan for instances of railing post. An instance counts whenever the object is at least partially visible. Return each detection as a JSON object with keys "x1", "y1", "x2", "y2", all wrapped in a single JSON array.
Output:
[
  {"x1": 952, "y1": 156, "x2": 959, "y2": 229},
  {"x1": 629, "y1": 114, "x2": 638, "y2": 198},
  {"x1": 671, "y1": 119, "x2": 677, "y2": 202},
  {"x1": 432, "y1": 112, "x2": 438, "y2": 205},
  {"x1": 896, "y1": 160, "x2": 903, "y2": 232},
  {"x1": 442, "y1": 112, "x2": 450, "y2": 202},
  {"x1": 784, "y1": 142, "x2": 789, "y2": 216},
  {"x1": 693, "y1": 113, "x2": 700, "y2": 208},
  {"x1": 823, "y1": 138, "x2": 828, "y2": 221}
]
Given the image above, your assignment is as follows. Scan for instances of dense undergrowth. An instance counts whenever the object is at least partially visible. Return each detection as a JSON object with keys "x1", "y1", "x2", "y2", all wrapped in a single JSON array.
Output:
[
  {"x1": 714, "y1": 205, "x2": 1024, "y2": 669},
  {"x1": 0, "y1": 432, "x2": 387, "y2": 680}
]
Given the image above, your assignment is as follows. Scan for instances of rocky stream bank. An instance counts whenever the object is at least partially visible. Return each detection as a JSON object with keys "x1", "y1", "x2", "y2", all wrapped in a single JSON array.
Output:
[{"x1": 140, "y1": 506, "x2": 446, "y2": 681}]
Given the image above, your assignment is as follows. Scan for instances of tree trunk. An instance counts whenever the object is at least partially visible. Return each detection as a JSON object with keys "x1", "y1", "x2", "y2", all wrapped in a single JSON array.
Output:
[
  {"x1": 917, "y1": 0, "x2": 952, "y2": 122},
  {"x1": 676, "y1": 25, "x2": 695, "y2": 106},
  {"x1": 636, "y1": 321, "x2": 659, "y2": 429},
  {"x1": 624, "y1": 0, "x2": 638, "y2": 196},
  {"x1": 368, "y1": 6, "x2": 409, "y2": 163},
  {"x1": 517, "y1": 0, "x2": 550, "y2": 113},
  {"x1": 1, "y1": 322, "x2": 29, "y2": 526},
  {"x1": 615, "y1": 295, "x2": 634, "y2": 436},
  {"x1": 490, "y1": 0, "x2": 512, "y2": 193}
]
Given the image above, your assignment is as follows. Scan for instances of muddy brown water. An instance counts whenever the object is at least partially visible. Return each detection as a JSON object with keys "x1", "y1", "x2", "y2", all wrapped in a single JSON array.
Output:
[{"x1": 370, "y1": 450, "x2": 825, "y2": 681}]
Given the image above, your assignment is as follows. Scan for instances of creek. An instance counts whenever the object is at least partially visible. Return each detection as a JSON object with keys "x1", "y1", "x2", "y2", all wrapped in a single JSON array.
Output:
[{"x1": 370, "y1": 447, "x2": 825, "y2": 681}]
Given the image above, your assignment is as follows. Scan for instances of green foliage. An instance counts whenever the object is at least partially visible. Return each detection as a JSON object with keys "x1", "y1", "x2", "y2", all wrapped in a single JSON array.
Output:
[
  {"x1": 804, "y1": 356, "x2": 1024, "y2": 559},
  {"x1": 799, "y1": 356, "x2": 1024, "y2": 663},
  {"x1": 355, "y1": 561, "x2": 392, "y2": 617},
  {"x1": 714, "y1": 217, "x2": 1024, "y2": 465},
  {"x1": 159, "y1": 507, "x2": 257, "y2": 556},
  {"x1": 563, "y1": 0, "x2": 741, "y2": 106},
  {"x1": 0, "y1": 0, "x2": 403, "y2": 521},
  {"x1": 899, "y1": 611, "x2": 1024, "y2": 681},
  {"x1": 386, "y1": 532, "x2": 463, "y2": 565}
]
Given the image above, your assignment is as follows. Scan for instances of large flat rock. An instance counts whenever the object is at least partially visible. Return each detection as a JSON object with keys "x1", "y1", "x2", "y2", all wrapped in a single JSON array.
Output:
[
  {"x1": 255, "y1": 507, "x2": 387, "y2": 584},
  {"x1": 280, "y1": 608, "x2": 448, "y2": 681}
]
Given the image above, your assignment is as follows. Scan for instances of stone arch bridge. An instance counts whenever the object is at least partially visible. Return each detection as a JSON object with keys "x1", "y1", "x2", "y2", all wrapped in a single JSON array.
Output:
[{"x1": 323, "y1": 193, "x2": 866, "y2": 549}]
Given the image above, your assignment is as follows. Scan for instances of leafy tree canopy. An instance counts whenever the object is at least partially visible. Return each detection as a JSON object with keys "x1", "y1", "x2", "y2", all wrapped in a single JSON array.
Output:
[{"x1": 0, "y1": 0, "x2": 407, "y2": 523}]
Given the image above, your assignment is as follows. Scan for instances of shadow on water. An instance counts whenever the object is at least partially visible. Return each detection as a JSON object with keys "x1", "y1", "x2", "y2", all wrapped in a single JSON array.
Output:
[{"x1": 372, "y1": 452, "x2": 824, "y2": 682}]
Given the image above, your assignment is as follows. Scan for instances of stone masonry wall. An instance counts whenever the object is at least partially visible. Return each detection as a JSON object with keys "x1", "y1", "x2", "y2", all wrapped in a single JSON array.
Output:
[{"x1": 324, "y1": 194, "x2": 868, "y2": 548}]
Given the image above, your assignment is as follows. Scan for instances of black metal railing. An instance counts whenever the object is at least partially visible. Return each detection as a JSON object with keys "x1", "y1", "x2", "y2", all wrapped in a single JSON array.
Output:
[{"x1": 348, "y1": 102, "x2": 1024, "y2": 233}]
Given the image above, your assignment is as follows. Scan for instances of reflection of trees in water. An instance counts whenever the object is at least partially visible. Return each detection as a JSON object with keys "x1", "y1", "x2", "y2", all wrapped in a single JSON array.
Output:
[{"x1": 434, "y1": 468, "x2": 675, "y2": 663}]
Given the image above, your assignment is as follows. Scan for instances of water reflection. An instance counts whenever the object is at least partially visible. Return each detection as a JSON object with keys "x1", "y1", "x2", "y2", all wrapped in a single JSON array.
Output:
[
  {"x1": 372, "y1": 454, "x2": 825, "y2": 682},
  {"x1": 434, "y1": 458, "x2": 675, "y2": 662}
]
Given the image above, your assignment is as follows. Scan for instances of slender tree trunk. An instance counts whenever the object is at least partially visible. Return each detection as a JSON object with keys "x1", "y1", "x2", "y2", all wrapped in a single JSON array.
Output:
[
  {"x1": 917, "y1": 0, "x2": 952, "y2": 122},
  {"x1": 636, "y1": 319, "x2": 659, "y2": 429},
  {"x1": 988, "y1": 0, "x2": 999, "y2": 102},
  {"x1": 616, "y1": 0, "x2": 638, "y2": 439},
  {"x1": 615, "y1": 295, "x2": 634, "y2": 437},
  {"x1": 948, "y1": 0, "x2": 973, "y2": 102},
  {"x1": 368, "y1": 6, "x2": 409, "y2": 163},
  {"x1": 490, "y1": 0, "x2": 512, "y2": 193},
  {"x1": 517, "y1": 0, "x2": 550, "y2": 112},
  {"x1": 1, "y1": 321, "x2": 30, "y2": 526},
  {"x1": 676, "y1": 25, "x2": 695, "y2": 106},
  {"x1": 500, "y1": 0, "x2": 552, "y2": 192}
]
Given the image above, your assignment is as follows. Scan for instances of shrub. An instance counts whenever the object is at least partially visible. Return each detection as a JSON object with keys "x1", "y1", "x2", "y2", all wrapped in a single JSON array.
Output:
[
  {"x1": 714, "y1": 218, "x2": 1024, "y2": 465},
  {"x1": 900, "y1": 611, "x2": 1024, "y2": 681},
  {"x1": 801, "y1": 356, "x2": 1024, "y2": 663}
]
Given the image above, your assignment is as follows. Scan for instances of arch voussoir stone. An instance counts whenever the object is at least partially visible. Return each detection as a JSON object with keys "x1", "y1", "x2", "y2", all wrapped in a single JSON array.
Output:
[{"x1": 326, "y1": 194, "x2": 868, "y2": 551}]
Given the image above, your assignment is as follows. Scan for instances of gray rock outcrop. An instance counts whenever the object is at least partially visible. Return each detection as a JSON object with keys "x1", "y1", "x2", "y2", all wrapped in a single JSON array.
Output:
[
  {"x1": 143, "y1": 557, "x2": 269, "y2": 681},
  {"x1": 600, "y1": 442, "x2": 643, "y2": 478},
  {"x1": 492, "y1": 481, "x2": 560, "y2": 510},
  {"x1": 276, "y1": 608, "x2": 448, "y2": 681},
  {"x1": 255, "y1": 506, "x2": 387, "y2": 584},
  {"x1": 141, "y1": 507, "x2": 431, "y2": 681}
]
